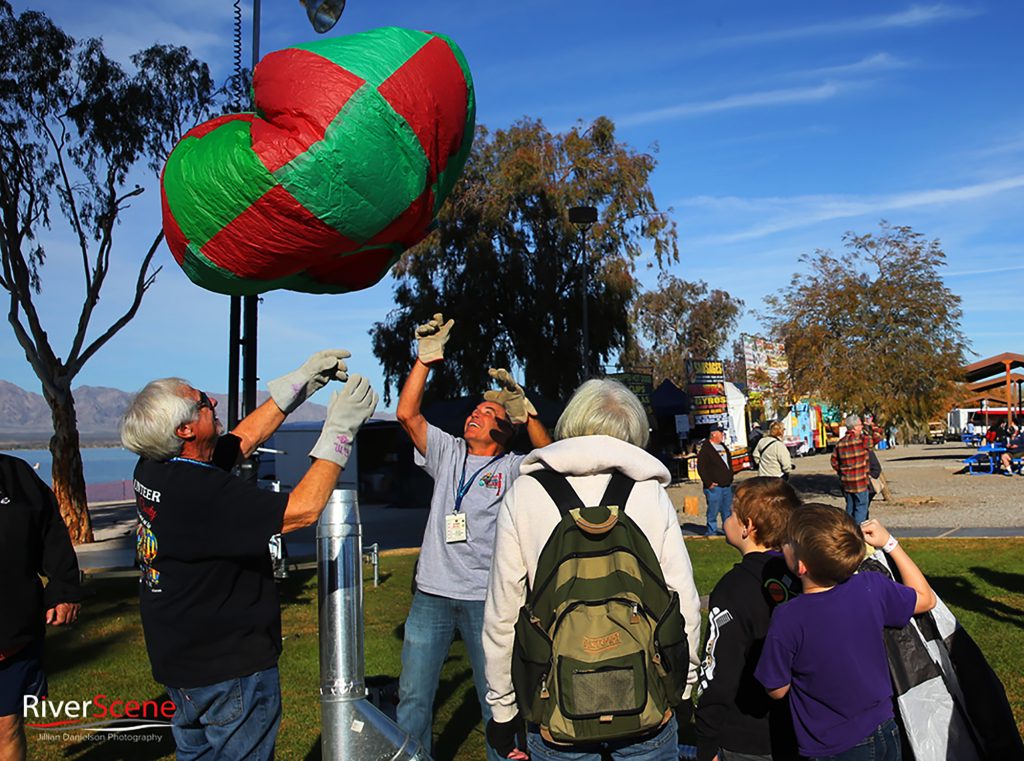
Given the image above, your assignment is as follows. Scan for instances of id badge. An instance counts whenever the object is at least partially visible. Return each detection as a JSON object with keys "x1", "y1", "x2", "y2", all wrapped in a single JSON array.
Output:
[{"x1": 445, "y1": 513, "x2": 468, "y2": 543}]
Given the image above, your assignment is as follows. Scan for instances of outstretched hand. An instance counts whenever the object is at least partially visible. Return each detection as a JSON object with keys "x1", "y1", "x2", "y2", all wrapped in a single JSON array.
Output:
[
  {"x1": 309, "y1": 375, "x2": 379, "y2": 468},
  {"x1": 415, "y1": 313, "x2": 454, "y2": 364},
  {"x1": 268, "y1": 349, "x2": 351, "y2": 414},
  {"x1": 483, "y1": 368, "x2": 537, "y2": 424}
]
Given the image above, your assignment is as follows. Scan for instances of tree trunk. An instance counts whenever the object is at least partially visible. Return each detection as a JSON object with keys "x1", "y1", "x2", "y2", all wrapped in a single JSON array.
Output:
[{"x1": 44, "y1": 382, "x2": 94, "y2": 545}]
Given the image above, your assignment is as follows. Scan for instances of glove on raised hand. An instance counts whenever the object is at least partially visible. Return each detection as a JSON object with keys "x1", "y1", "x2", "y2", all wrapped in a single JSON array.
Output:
[
  {"x1": 268, "y1": 349, "x2": 351, "y2": 415},
  {"x1": 415, "y1": 313, "x2": 454, "y2": 364},
  {"x1": 309, "y1": 375, "x2": 378, "y2": 468},
  {"x1": 483, "y1": 368, "x2": 537, "y2": 424}
]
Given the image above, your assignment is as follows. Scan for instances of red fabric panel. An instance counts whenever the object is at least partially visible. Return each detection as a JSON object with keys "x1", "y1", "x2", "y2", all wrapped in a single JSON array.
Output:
[
  {"x1": 201, "y1": 185, "x2": 358, "y2": 280},
  {"x1": 160, "y1": 181, "x2": 188, "y2": 265},
  {"x1": 304, "y1": 247, "x2": 396, "y2": 291},
  {"x1": 251, "y1": 49, "x2": 366, "y2": 173},
  {"x1": 366, "y1": 187, "x2": 433, "y2": 248},
  {"x1": 376, "y1": 36, "x2": 467, "y2": 181}
]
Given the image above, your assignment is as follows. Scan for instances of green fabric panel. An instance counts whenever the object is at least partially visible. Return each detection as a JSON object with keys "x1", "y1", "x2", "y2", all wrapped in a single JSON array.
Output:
[
  {"x1": 277, "y1": 86, "x2": 427, "y2": 242},
  {"x1": 291, "y1": 27, "x2": 429, "y2": 89},
  {"x1": 163, "y1": 120, "x2": 277, "y2": 248},
  {"x1": 550, "y1": 572, "x2": 647, "y2": 608}
]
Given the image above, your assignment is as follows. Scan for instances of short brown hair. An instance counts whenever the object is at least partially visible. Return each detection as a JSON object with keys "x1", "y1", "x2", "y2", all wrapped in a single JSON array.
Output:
[
  {"x1": 786, "y1": 504, "x2": 864, "y2": 585},
  {"x1": 732, "y1": 477, "x2": 801, "y2": 548}
]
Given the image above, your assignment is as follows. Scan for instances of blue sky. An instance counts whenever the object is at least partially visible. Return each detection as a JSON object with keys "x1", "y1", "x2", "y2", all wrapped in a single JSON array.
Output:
[{"x1": 3, "y1": 1, "x2": 1022, "y2": 410}]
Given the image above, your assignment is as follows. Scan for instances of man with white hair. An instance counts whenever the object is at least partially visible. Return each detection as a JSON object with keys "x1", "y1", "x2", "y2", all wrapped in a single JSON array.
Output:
[
  {"x1": 831, "y1": 413, "x2": 873, "y2": 522},
  {"x1": 120, "y1": 350, "x2": 377, "y2": 761}
]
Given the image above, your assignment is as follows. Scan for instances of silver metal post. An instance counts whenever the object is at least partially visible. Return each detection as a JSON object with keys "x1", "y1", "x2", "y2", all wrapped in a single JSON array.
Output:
[{"x1": 317, "y1": 490, "x2": 431, "y2": 760}]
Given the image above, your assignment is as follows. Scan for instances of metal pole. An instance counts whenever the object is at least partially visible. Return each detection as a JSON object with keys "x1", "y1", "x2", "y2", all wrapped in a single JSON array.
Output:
[
  {"x1": 580, "y1": 227, "x2": 590, "y2": 380},
  {"x1": 317, "y1": 490, "x2": 429, "y2": 760},
  {"x1": 228, "y1": 295, "x2": 241, "y2": 429}
]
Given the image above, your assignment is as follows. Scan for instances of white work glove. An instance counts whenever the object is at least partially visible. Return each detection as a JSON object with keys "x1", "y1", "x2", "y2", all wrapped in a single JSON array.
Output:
[
  {"x1": 309, "y1": 375, "x2": 378, "y2": 467},
  {"x1": 415, "y1": 313, "x2": 454, "y2": 364},
  {"x1": 268, "y1": 349, "x2": 350, "y2": 415},
  {"x1": 483, "y1": 368, "x2": 537, "y2": 424}
]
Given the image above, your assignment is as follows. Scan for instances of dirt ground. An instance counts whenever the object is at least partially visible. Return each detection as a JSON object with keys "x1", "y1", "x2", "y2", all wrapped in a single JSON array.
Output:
[{"x1": 668, "y1": 441, "x2": 1024, "y2": 531}]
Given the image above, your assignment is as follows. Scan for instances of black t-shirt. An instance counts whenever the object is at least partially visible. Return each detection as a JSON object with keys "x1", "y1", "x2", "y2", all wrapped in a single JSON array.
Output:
[
  {"x1": 133, "y1": 436, "x2": 288, "y2": 687},
  {"x1": 695, "y1": 551, "x2": 800, "y2": 761}
]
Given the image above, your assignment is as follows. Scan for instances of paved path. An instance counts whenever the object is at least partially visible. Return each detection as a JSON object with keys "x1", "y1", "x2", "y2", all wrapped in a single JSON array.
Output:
[{"x1": 75, "y1": 497, "x2": 1024, "y2": 575}]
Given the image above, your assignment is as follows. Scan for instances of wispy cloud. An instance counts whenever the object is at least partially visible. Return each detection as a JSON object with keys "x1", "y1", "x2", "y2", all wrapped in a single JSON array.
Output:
[
  {"x1": 684, "y1": 175, "x2": 1024, "y2": 244},
  {"x1": 617, "y1": 83, "x2": 843, "y2": 128},
  {"x1": 797, "y1": 53, "x2": 912, "y2": 79},
  {"x1": 944, "y1": 264, "x2": 1024, "y2": 278},
  {"x1": 695, "y1": 4, "x2": 980, "y2": 54}
]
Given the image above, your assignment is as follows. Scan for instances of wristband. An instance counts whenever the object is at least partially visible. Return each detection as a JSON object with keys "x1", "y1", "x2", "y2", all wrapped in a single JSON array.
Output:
[{"x1": 882, "y1": 535, "x2": 899, "y2": 554}]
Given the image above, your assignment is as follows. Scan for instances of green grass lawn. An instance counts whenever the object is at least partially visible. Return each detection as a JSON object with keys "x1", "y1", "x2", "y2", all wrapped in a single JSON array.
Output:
[{"x1": 28, "y1": 538, "x2": 1024, "y2": 760}]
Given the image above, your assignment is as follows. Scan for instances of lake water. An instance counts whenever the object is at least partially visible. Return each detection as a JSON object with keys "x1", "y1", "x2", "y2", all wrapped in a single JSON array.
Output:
[{"x1": 1, "y1": 447, "x2": 138, "y2": 486}]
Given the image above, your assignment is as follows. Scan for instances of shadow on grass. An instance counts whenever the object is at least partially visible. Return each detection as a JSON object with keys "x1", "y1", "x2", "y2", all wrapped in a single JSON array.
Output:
[
  {"x1": 929, "y1": 575, "x2": 1024, "y2": 627},
  {"x1": 970, "y1": 567, "x2": 1024, "y2": 597},
  {"x1": 277, "y1": 567, "x2": 317, "y2": 606},
  {"x1": 434, "y1": 669, "x2": 483, "y2": 761}
]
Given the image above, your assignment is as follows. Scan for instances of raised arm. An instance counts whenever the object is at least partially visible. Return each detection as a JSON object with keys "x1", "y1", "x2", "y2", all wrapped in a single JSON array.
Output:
[
  {"x1": 234, "y1": 349, "x2": 351, "y2": 459},
  {"x1": 860, "y1": 519, "x2": 937, "y2": 615},
  {"x1": 484, "y1": 367, "x2": 552, "y2": 449},
  {"x1": 282, "y1": 375, "x2": 378, "y2": 533},
  {"x1": 396, "y1": 313, "x2": 453, "y2": 456}
]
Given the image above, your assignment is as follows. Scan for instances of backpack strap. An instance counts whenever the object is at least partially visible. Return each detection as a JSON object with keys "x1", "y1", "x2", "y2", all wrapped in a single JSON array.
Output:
[
  {"x1": 600, "y1": 470, "x2": 635, "y2": 512},
  {"x1": 526, "y1": 469, "x2": 636, "y2": 517},
  {"x1": 527, "y1": 470, "x2": 584, "y2": 517}
]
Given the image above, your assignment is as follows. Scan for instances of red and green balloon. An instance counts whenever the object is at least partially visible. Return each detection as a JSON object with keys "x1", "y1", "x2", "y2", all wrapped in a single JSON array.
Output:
[{"x1": 161, "y1": 27, "x2": 475, "y2": 295}]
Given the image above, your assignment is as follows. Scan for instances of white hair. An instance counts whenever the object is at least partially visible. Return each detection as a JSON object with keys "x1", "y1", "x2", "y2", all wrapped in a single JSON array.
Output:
[
  {"x1": 120, "y1": 378, "x2": 196, "y2": 461},
  {"x1": 845, "y1": 414, "x2": 862, "y2": 428},
  {"x1": 555, "y1": 379, "x2": 649, "y2": 448}
]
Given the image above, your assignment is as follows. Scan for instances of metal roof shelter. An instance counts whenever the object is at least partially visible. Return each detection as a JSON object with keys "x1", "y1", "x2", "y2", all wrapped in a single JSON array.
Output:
[{"x1": 962, "y1": 353, "x2": 1024, "y2": 423}]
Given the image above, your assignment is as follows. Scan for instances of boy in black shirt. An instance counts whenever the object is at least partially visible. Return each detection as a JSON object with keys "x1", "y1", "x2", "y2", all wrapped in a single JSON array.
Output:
[{"x1": 695, "y1": 477, "x2": 801, "y2": 761}]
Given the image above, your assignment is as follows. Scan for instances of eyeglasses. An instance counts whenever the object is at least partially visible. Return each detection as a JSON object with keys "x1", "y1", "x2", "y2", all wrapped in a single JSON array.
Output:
[{"x1": 194, "y1": 390, "x2": 214, "y2": 412}]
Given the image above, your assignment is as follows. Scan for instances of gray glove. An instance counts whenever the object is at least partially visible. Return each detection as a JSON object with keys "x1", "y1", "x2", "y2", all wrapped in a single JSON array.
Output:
[
  {"x1": 415, "y1": 313, "x2": 454, "y2": 364},
  {"x1": 309, "y1": 375, "x2": 379, "y2": 467},
  {"x1": 268, "y1": 349, "x2": 351, "y2": 414},
  {"x1": 483, "y1": 367, "x2": 537, "y2": 424}
]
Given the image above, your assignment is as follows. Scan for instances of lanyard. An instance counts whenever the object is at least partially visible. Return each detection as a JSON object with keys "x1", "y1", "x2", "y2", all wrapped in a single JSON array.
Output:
[
  {"x1": 168, "y1": 457, "x2": 218, "y2": 470},
  {"x1": 453, "y1": 450, "x2": 504, "y2": 514}
]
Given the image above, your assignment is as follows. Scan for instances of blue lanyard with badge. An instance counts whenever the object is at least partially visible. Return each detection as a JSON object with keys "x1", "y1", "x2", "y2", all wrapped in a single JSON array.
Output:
[{"x1": 446, "y1": 450, "x2": 504, "y2": 543}]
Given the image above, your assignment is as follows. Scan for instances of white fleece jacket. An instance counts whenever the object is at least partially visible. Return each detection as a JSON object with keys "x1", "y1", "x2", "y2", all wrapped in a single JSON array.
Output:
[{"x1": 482, "y1": 435, "x2": 703, "y2": 723}]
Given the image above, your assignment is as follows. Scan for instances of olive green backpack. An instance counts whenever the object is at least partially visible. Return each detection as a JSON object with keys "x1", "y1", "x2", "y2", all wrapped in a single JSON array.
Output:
[{"x1": 511, "y1": 470, "x2": 689, "y2": 744}]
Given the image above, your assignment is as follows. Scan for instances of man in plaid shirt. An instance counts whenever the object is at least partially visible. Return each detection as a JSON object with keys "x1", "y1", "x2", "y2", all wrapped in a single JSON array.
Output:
[{"x1": 831, "y1": 414, "x2": 873, "y2": 522}]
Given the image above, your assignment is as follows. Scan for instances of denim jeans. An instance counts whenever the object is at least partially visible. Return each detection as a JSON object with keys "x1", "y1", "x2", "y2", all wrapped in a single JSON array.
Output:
[
  {"x1": 703, "y1": 486, "x2": 733, "y2": 535},
  {"x1": 843, "y1": 490, "x2": 870, "y2": 524},
  {"x1": 526, "y1": 716, "x2": 678, "y2": 761},
  {"x1": 166, "y1": 666, "x2": 281, "y2": 761},
  {"x1": 810, "y1": 717, "x2": 901, "y2": 761},
  {"x1": 396, "y1": 591, "x2": 501, "y2": 761}
]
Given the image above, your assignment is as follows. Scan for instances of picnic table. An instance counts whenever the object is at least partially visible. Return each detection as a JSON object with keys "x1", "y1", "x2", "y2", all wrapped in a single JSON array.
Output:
[{"x1": 963, "y1": 443, "x2": 1008, "y2": 475}]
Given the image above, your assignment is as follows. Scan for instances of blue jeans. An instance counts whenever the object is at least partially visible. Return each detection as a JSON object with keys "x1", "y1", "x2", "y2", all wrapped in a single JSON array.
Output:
[
  {"x1": 396, "y1": 591, "x2": 501, "y2": 761},
  {"x1": 526, "y1": 716, "x2": 678, "y2": 761},
  {"x1": 810, "y1": 717, "x2": 901, "y2": 761},
  {"x1": 703, "y1": 486, "x2": 733, "y2": 534},
  {"x1": 844, "y1": 490, "x2": 870, "y2": 523},
  {"x1": 166, "y1": 667, "x2": 281, "y2": 761}
]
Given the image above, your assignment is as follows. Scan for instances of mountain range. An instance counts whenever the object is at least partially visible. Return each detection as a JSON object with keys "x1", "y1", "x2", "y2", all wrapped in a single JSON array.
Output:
[{"x1": 0, "y1": 379, "x2": 327, "y2": 447}]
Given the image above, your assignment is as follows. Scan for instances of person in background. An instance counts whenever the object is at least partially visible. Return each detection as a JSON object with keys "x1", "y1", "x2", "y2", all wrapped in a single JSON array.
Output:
[
  {"x1": 830, "y1": 415, "x2": 873, "y2": 523},
  {"x1": 0, "y1": 454, "x2": 82, "y2": 761},
  {"x1": 697, "y1": 424, "x2": 734, "y2": 536},
  {"x1": 753, "y1": 421, "x2": 794, "y2": 480}
]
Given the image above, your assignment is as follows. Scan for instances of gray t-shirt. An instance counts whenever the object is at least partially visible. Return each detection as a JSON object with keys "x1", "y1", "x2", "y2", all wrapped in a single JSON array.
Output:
[{"x1": 415, "y1": 424, "x2": 526, "y2": 600}]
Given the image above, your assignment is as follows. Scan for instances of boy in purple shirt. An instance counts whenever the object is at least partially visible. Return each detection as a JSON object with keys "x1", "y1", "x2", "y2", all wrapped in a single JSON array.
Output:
[{"x1": 754, "y1": 505, "x2": 936, "y2": 761}]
